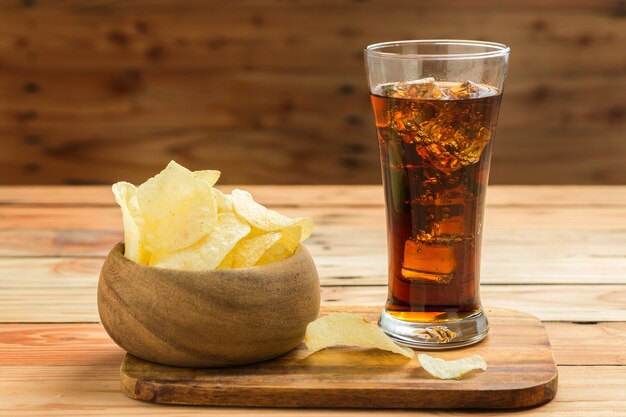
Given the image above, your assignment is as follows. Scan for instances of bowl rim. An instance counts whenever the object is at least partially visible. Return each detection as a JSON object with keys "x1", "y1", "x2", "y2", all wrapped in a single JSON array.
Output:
[{"x1": 110, "y1": 241, "x2": 309, "y2": 275}]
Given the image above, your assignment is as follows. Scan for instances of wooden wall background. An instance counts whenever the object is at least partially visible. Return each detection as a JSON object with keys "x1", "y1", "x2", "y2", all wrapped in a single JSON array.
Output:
[{"x1": 0, "y1": 0, "x2": 625, "y2": 185}]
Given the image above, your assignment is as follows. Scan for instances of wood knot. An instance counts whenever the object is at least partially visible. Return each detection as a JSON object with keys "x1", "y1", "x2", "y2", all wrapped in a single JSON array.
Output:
[
  {"x1": 577, "y1": 34, "x2": 593, "y2": 47},
  {"x1": 23, "y1": 82, "x2": 40, "y2": 93},
  {"x1": 23, "y1": 163, "x2": 40, "y2": 173},
  {"x1": 251, "y1": 15, "x2": 265, "y2": 27},
  {"x1": 23, "y1": 134, "x2": 41, "y2": 145},
  {"x1": 134, "y1": 21, "x2": 149, "y2": 33},
  {"x1": 281, "y1": 100, "x2": 295, "y2": 113},
  {"x1": 345, "y1": 115, "x2": 363, "y2": 126},
  {"x1": 106, "y1": 30, "x2": 131, "y2": 47},
  {"x1": 16, "y1": 109, "x2": 38, "y2": 122},
  {"x1": 531, "y1": 19, "x2": 547, "y2": 31},
  {"x1": 339, "y1": 156, "x2": 364, "y2": 169},
  {"x1": 145, "y1": 45, "x2": 165, "y2": 61},
  {"x1": 338, "y1": 84, "x2": 355, "y2": 95},
  {"x1": 14, "y1": 37, "x2": 30, "y2": 49},
  {"x1": 607, "y1": 105, "x2": 625, "y2": 123},
  {"x1": 110, "y1": 70, "x2": 144, "y2": 95},
  {"x1": 612, "y1": 0, "x2": 626, "y2": 17},
  {"x1": 338, "y1": 27, "x2": 362, "y2": 38},
  {"x1": 530, "y1": 85, "x2": 550, "y2": 102},
  {"x1": 342, "y1": 143, "x2": 367, "y2": 154}
]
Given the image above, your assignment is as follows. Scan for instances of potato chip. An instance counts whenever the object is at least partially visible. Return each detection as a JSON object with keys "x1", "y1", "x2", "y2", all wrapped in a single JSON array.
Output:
[
  {"x1": 194, "y1": 169, "x2": 221, "y2": 186},
  {"x1": 304, "y1": 313, "x2": 414, "y2": 358},
  {"x1": 136, "y1": 161, "x2": 218, "y2": 253},
  {"x1": 150, "y1": 212, "x2": 250, "y2": 270},
  {"x1": 219, "y1": 231, "x2": 282, "y2": 269},
  {"x1": 418, "y1": 353, "x2": 487, "y2": 380},
  {"x1": 231, "y1": 189, "x2": 313, "y2": 241},
  {"x1": 112, "y1": 181, "x2": 149, "y2": 264},
  {"x1": 213, "y1": 188, "x2": 233, "y2": 213},
  {"x1": 256, "y1": 224, "x2": 301, "y2": 265}
]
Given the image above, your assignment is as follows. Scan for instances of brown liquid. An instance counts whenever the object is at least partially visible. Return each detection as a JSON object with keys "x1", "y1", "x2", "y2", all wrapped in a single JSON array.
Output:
[{"x1": 371, "y1": 80, "x2": 502, "y2": 323}]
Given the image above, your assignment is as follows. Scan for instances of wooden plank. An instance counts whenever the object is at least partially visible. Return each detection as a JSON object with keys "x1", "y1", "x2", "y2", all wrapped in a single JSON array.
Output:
[
  {"x1": 0, "y1": 186, "x2": 116, "y2": 205},
  {"x1": 544, "y1": 322, "x2": 626, "y2": 366},
  {"x1": 2, "y1": 227, "x2": 626, "y2": 288},
  {"x1": 0, "y1": 73, "x2": 624, "y2": 128},
  {"x1": 486, "y1": 185, "x2": 626, "y2": 207},
  {"x1": 491, "y1": 128, "x2": 626, "y2": 185},
  {"x1": 2, "y1": 321, "x2": 623, "y2": 366},
  {"x1": 2, "y1": 125, "x2": 626, "y2": 185},
  {"x1": 320, "y1": 285, "x2": 626, "y2": 322},
  {"x1": 0, "y1": 1, "x2": 623, "y2": 77},
  {"x1": 1, "y1": 71, "x2": 625, "y2": 186},
  {"x1": 310, "y1": 228, "x2": 626, "y2": 286},
  {"x1": 2, "y1": 204, "x2": 626, "y2": 232},
  {"x1": 0, "y1": 125, "x2": 382, "y2": 186},
  {"x1": 0, "y1": 229, "x2": 121, "y2": 257},
  {"x1": 0, "y1": 323, "x2": 124, "y2": 366},
  {"x1": 0, "y1": 206, "x2": 122, "y2": 230},
  {"x1": 0, "y1": 185, "x2": 386, "y2": 207},
  {"x1": 2, "y1": 185, "x2": 626, "y2": 207},
  {"x1": 0, "y1": 366, "x2": 623, "y2": 416},
  {"x1": 1, "y1": 277, "x2": 624, "y2": 322}
]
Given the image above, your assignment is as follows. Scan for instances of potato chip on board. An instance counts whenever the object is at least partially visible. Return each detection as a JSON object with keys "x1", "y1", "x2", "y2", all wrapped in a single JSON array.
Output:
[
  {"x1": 150, "y1": 212, "x2": 250, "y2": 270},
  {"x1": 304, "y1": 313, "x2": 414, "y2": 358},
  {"x1": 136, "y1": 161, "x2": 218, "y2": 253},
  {"x1": 231, "y1": 189, "x2": 313, "y2": 241},
  {"x1": 112, "y1": 181, "x2": 149, "y2": 264},
  {"x1": 418, "y1": 353, "x2": 487, "y2": 380}
]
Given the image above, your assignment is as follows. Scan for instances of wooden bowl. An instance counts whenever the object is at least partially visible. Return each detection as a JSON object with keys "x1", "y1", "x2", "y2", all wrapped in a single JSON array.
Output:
[{"x1": 98, "y1": 242, "x2": 320, "y2": 368}]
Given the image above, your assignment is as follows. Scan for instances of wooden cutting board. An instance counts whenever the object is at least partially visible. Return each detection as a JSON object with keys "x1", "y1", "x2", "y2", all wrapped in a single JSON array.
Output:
[{"x1": 120, "y1": 307, "x2": 558, "y2": 409}]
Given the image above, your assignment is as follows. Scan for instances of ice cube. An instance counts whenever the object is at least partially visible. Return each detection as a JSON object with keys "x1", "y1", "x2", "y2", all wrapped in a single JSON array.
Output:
[
  {"x1": 447, "y1": 80, "x2": 481, "y2": 99},
  {"x1": 401, "y1": 239, "x2": 455, "y2": 284},
  {"x1": 446, "y1": 80, "x2": 497, "y2": 100},
  {"x1": 387, "y1": 78, "x2": 446, "y2": 100}
]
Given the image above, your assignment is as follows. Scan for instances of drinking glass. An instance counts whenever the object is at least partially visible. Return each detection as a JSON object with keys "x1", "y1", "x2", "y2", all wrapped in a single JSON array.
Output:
[{"x1": 365, "y1": 40, "x2": 509, "y2": 348}]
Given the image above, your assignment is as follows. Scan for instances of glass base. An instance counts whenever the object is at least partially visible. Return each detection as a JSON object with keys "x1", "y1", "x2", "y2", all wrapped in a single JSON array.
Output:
[{"x1": 379, "y1": 308, "x2": 489, "y2": 349}]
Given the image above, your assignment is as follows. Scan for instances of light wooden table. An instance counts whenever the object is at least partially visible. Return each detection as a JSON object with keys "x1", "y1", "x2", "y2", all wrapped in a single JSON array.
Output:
[{"x1": 1, "y1": 185, "x2": 625, "y2": 416}]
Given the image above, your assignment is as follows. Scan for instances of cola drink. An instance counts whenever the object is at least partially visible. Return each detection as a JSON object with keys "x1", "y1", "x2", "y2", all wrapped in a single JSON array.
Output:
[{"x1": 371, "y1": 79, "x2": 502, "y2": 323}]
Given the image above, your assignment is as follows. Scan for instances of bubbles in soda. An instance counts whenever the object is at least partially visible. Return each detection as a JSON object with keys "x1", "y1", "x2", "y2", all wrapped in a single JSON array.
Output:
[{"x1": 371, "y1": 78, "x2": 502, "y2": 323}]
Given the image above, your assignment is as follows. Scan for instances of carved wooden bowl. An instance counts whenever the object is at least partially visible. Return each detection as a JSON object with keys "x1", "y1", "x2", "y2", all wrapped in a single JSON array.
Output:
[{"x1": 98, "y1": 242, "x2": 320, "y2": 368}]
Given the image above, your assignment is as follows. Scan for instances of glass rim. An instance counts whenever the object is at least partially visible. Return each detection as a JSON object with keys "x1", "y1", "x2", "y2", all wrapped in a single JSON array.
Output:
[{"x1": 365, "y1": 39, "x2": 510, "y2": 60}]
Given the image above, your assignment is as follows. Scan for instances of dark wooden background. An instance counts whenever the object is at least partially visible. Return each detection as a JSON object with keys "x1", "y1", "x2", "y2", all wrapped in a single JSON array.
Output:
[{"x1": 1, "y1": 0, "x2": 625, "y2": 185}]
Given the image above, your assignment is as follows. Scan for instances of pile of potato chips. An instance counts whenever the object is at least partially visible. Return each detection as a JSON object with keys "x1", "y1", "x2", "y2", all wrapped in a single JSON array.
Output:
[{"x1": 112, "y1": 161, "x2": 313, "y2": 270}]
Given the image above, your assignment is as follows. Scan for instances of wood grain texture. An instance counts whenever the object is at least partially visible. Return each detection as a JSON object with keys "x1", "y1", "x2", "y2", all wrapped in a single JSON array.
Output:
[
  {"x1": 3, "y1": 185, "x2": 626, "y2": 206},
  {"x1": 0, "y1": 366, "x2": 621, "y2": 416},
  {"x1": 0, "y1": 1, "x2": 625, "y2": 185},
  {"x1": 0, "y1": 186, "x2": 624, "y2": 323},
  {"x1": 4, "y1": 204, "x2": 626, "y2": 232},
  {"x1": 117, "y1": 308, "x2": 557, "y2": 409},
  {"x1": 0, "y1": 185, "x2": 624, "y2": 415},
  {"x1": 4, "y1": 227, "x2": 626, "y2": 287},
  {"x1": 320, "y1": 286, "x2": 626, "y2": 322},
  {"x1": 2, "y1": 320, "x2": 624, "y2": 366},
  {"x1": 3, "y1": 280, "x2": 625, "y2": 323},
  {"x1": 98, "y1": 243, "x2": 320, "y2": 367}
]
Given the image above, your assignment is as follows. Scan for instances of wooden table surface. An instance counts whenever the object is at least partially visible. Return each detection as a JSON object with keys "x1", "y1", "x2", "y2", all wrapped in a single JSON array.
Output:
[{"x1": 1, "y1": 185, "x2": 625, "y2": 416}]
